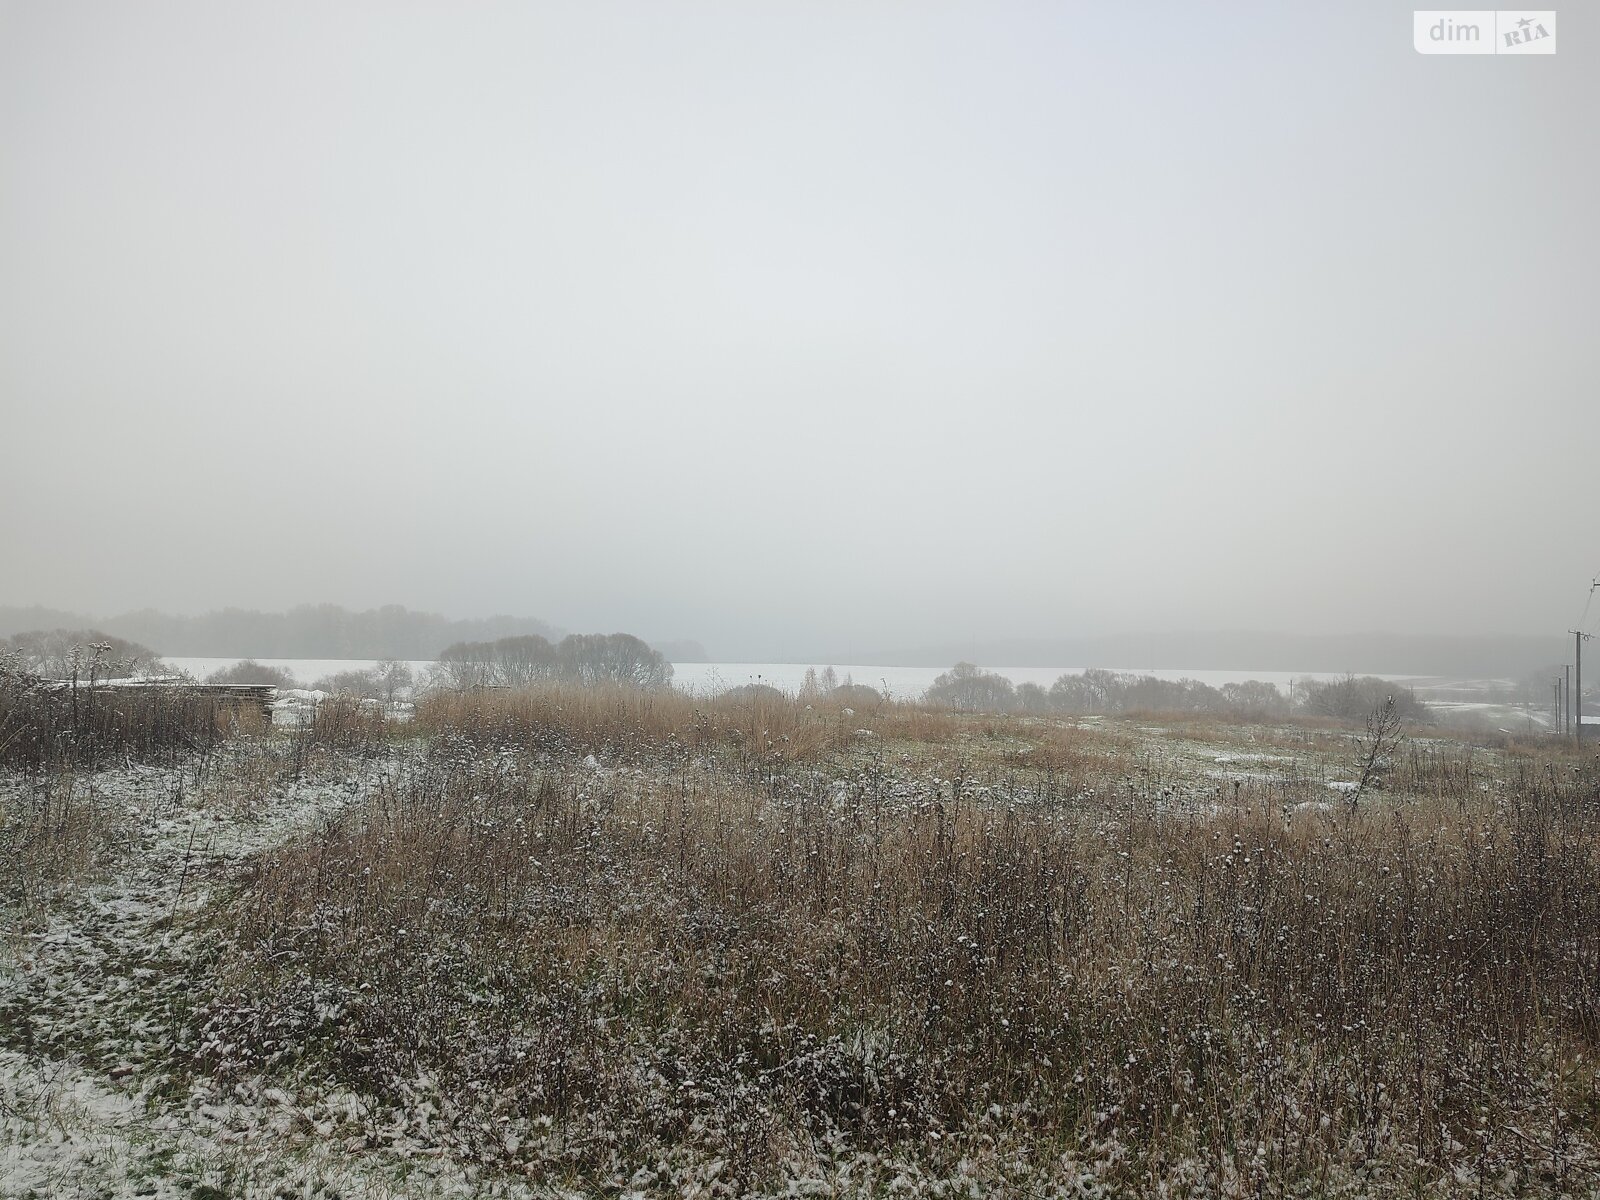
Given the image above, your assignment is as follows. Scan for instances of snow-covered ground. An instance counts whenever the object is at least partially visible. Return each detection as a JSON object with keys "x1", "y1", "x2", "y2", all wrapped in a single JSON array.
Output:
[
  {"x1": 0, "y1": 750, "x2": 507, "y2": 1199},
  {"x1": 0, "y1": 717, "x2": 1560, "y2": 1196}
]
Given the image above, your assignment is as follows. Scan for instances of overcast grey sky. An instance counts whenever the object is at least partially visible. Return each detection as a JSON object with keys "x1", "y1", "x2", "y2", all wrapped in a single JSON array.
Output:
[{"x1": 2, "y1": 1, "x2": 1596, "y2": 658}]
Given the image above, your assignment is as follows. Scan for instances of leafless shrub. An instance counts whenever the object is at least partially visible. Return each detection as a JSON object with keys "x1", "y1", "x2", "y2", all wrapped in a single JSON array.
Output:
[
  {"x1": 1301, "y1": 673, "x2": 1429, "y2": 723},
  {"x1": 430, "y1": 633, "x2": 672, "y2": 692},
  {"x1": 205, "y1": 659, "x2": 299, "y2": 688},
  {"x1": 1346, "y1": 694, "x2": 1406, "y2": 810},
  {"x1": 312, "y1": 667, "x2": 381, "y2": 697},
  {"x1": 926, "y1": 661, "x2": 1017, "y2": 711}
]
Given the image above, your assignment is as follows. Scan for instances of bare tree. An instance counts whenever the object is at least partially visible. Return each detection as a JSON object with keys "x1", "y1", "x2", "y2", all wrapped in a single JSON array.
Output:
[
  {"x1": 1347, "y1": 695, "x2": 1405, "y2": 813},
  {"x1": 432, "y1": 640, "x2": 499, "y2": 690},
  {"x1": 373, "y1": 659, "x2": 414, "y2": 704},
  {"x1": 492, "y1": 636, "x2": 558, "y2": 686},
  {"x1": 557, "y1": 633, "x2": 672, "y2": 689},
  {"x1": 207, "y1": 659, "x2": 299, "y2": 688},
  {"x1": 927, "y1": 662, "x2": 1016, "y2": 713}
]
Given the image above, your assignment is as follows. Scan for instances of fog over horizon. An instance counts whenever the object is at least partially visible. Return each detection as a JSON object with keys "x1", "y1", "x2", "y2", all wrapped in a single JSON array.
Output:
[{"x1": 4, "y1": 2, "x2": 1597, "y2": 661}]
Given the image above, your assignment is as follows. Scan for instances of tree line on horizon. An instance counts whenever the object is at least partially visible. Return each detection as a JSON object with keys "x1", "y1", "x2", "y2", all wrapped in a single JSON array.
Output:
[
  {"x1": 3, "y1": 625, "x2": 1438, "y2": 725},
  {"x1": 432, "y1": 633, "x2": 674, "y2": 691},
  {"x1": 0, "y1": 604, "x2": 562, "y2": 661},
  {"x1": 926, "y1": 661, "x2": 1432, "y2": 723},
  {"x1": 0, "y1": 628, "x2": 675, "y2": 695}
]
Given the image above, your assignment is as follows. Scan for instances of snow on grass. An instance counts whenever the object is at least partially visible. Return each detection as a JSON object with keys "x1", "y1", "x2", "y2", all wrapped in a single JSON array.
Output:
[
  {"x1": 0, "y1": 717, "x2": 1557, "y2": 1197},
  {"x1": 0, "y1": 746, "x2": 533, "y2": 1199}
]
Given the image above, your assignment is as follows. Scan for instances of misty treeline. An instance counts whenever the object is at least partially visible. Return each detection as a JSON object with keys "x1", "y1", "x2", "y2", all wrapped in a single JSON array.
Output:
[
  {"x1": 432, "y1": 633, "x2": 673, "y2": 690},
  {"x1": 2, "y1": 629, "x2": 165, "y2": 679},
  {"x1": 720, "y1": 667, "x2": 886, "y2": 710},
  {"x1": 800, "y1": 665, "x2": 885, "y2": 709},
  {"x1": 0, "y1": 604, "x2": 562, "y2": 660},
  {"x1": 197, "y1": 637, "x2": 674, "y2": 697},
  {"x1": 197, "y1": 658, "x2": 419, "y2": 703},
  {"x1": 927, "y1": 662, "x2": 1429, "y2": 722}
]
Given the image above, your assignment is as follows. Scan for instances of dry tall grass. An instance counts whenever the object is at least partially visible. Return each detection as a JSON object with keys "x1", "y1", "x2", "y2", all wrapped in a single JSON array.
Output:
[
  {"x1": 0, "y1": 769, "x2": 113, "y2": 916},
  {"x1": 0, "y1": 672, "x2": 251, "y2": 770},
  {"x1": 189, "y1": 702, "x2": 1600, "y2": 1195},
  {"x1": 414, "y1": 684, "x2": 962, "y2": 766}
]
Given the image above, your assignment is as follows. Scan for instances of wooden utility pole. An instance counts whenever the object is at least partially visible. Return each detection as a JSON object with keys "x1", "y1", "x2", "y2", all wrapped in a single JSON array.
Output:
[
  {"x1": 1575, "y1": 630, "x2": 1592, "y2": 742},
  {"x1": 1578, "y1": 580, "x2": 1599, "y2": 742},
  {"x1": 1566, "y1": 665, "x2": 1572, "y2": 735}
]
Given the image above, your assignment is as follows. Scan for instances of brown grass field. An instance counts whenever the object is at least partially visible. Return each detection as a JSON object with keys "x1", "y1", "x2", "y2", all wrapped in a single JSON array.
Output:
[{"x1": 2, "y1": 682, "x2": 1598, "y2": 1197}]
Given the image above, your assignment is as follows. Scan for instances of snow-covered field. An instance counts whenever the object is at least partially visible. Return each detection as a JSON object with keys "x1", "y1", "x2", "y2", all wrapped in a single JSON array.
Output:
[
  {"x1": 5, "y1": 736, "x2": 1226, "y2": 1197},
  {"x1": 3, "y1": 709, "x2": 1593, "y2": 1195},
  {"x1": 0, "y1": 750, "x2": 496, "y2": 1198}
]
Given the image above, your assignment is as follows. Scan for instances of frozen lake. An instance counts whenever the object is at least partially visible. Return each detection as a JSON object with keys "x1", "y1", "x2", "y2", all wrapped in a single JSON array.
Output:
[{"x1": 165, "y1": 657, "x2": 1413, "y2": 700}]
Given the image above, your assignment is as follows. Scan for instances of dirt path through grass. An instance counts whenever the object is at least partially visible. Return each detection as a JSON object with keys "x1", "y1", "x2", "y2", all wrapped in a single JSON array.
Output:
[{"x1": 0, "y1": 751, "x2": 487, "y2": 1200}]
